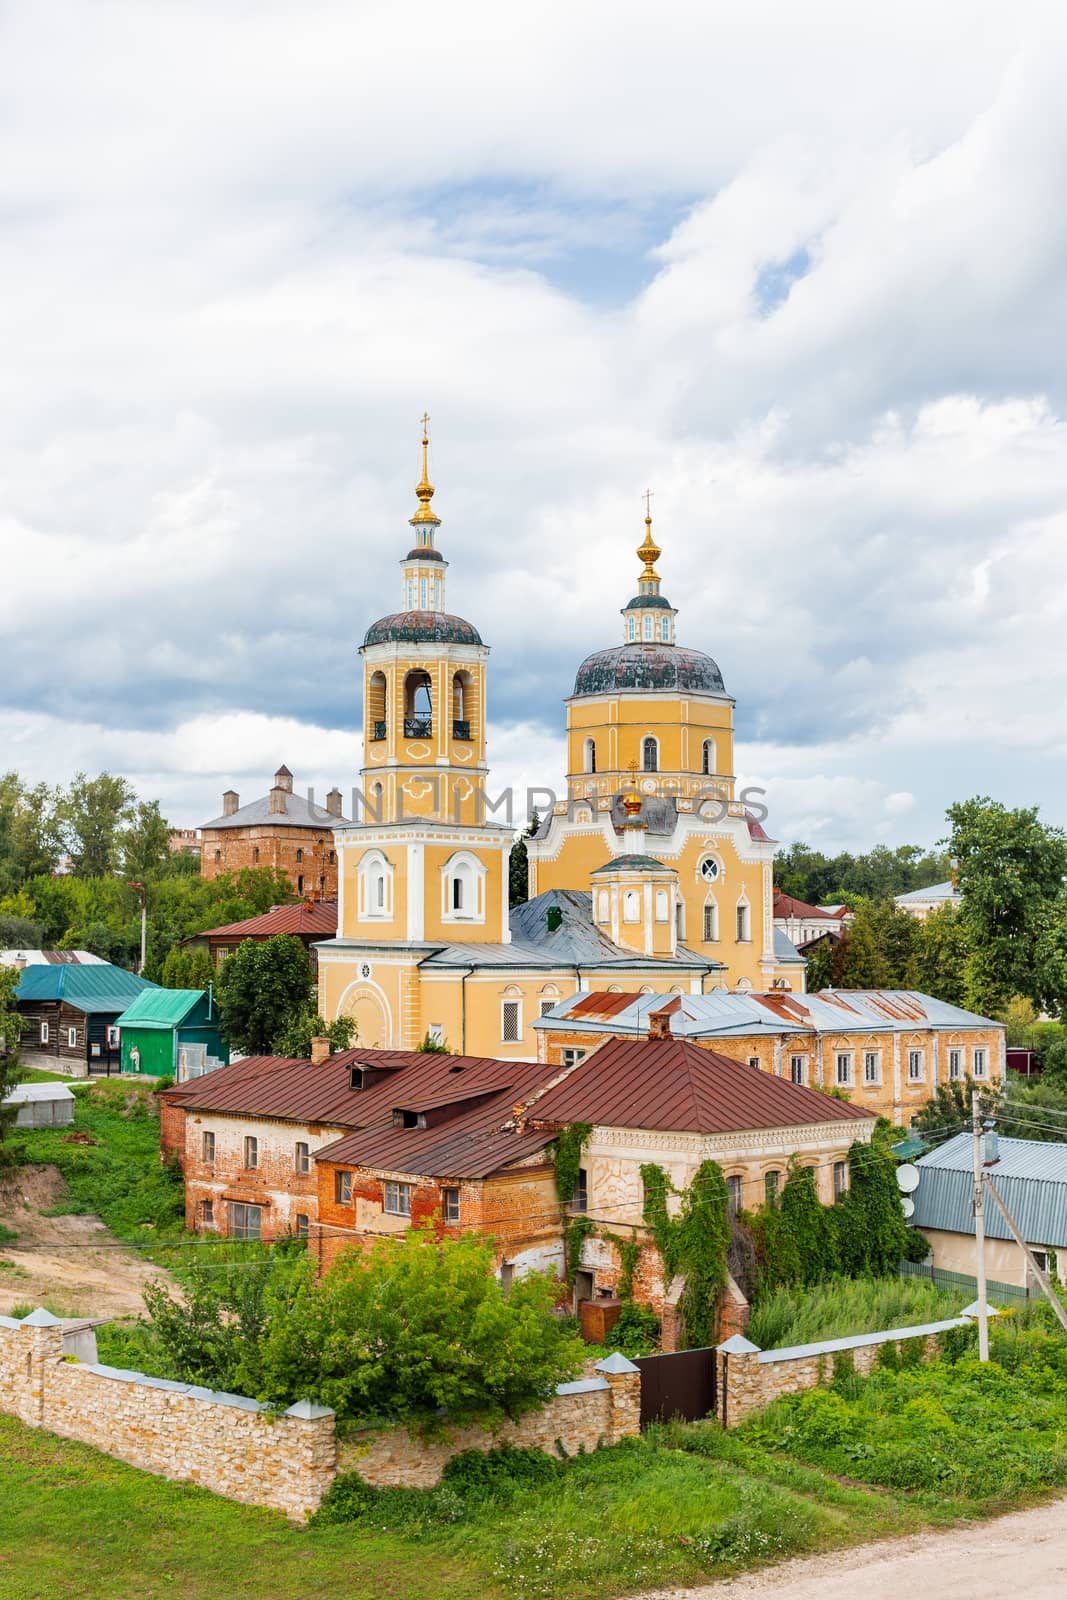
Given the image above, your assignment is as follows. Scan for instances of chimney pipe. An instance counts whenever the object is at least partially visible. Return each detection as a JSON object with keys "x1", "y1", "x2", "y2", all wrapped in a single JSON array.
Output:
[
  {"x1": 310, "y1": 1036, "x2": 331, "y2": 1067},
  {"x1": 222, "y1": 790, "x2": 239, "y2": 817},
  {"x1": 648, "y1": 1009, "x2": 671, "y2": 1040},
  {"x1": 269, "y1": 785, "x2": 287, "y2": 816},
  {"x1": 326, "y1": 787, "x2": 342, "y2": 819}
]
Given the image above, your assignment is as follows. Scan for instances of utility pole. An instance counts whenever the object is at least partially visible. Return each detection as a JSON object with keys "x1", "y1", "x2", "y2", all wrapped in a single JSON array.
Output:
[
  {"x1": 128, "y1": 881, "x2": 147, "y2": 975},
  {"x1": 983, "y1": 1177, "x2": 1067, "y2": 1335},
  {"x1": 972, "y1": 1088, "x2": 989, "y2": 1362}
]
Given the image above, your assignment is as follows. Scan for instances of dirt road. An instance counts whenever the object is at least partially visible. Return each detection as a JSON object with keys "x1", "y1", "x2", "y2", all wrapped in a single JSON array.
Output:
[
  {"x1": 644, "y1": 1498, "x2": 1067, "y2": 1600},
  {"x1": 0, "y1": 1165, "x2": 164, "y2": 1319}
]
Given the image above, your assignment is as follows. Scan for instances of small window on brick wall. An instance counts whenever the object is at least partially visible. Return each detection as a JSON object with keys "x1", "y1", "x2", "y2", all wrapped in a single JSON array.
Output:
[
  {"x1": 295, "y1": 1214, "x2": 309, "y2": 1238},
  {"x1": 335, "y1": 1170, "x2": 352, "y2": 1205},
  {"x1": 244, "y1": 1136, "x2": 258, "y2": 1169},
  {"x1": 202, "y1": 1131, "x2": 215, "y2": 1163},
  {"x1": 295, "y1": 1141, "x2": 311, "y2": 1176},
  {"x1": 442, "y1": 1187, "x2": 460, "y2": 1224}
]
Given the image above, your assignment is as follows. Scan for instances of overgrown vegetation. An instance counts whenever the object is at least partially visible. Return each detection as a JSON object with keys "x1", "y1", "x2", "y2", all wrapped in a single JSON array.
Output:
[
  {"x1": 746, "y1": 1275, "x2": 970, "y2": 1350},
  {"x1": 641, "y1": 1160, "x2": 731, "y2": 1348},
  {"x1": 215, "y1": 933, "x2": 316, "y2": 1055},
  {"x1": 6, "y1": 1079, "x2": 185, "y2": 1240},
  {"x1": 552, "y1": 1123, "x2": 592, "y2": 1284}
]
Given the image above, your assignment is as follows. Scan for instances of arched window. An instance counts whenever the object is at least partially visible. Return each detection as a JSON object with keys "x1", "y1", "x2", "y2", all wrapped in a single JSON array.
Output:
[
  {"x1": 701, "y1": 739, "x2": 715, "y2": 776},
  {"x1": 252, "y1": 847, "x2": 259, "y2": 864},
  {"x1": 596, "y1": 890, "x2": 609, "y2": 922},
  {"x1": 703, "y1": 896, "x2": 719, "y2": 943},
  {"x1": 404, "y1": 670, "x2": 432, "y2": 737},
  {"x1": 736, "y1": 899, "x2": 751, "y2": 942},
  {"x1": 642, "y1": 736, "x2": 658, "y2": 772},
  {"x1": 622, "y1": 889, "x2": 640, "y2": 923},
  {"x1": 368, "y1": 671, "x2": 387, "y2": 740},
  {"x1": 627, "y1": 616, "x2": 636, "y2": 641},
  {"x1": 214, "y1": 849, "x2": 221, "y2": 864},
  {"x1": 295, "y1": 848, "x2": 303, "y2": 864},
  {"x1": 451, "y1": 671, "x2": 474, "y2": 740},
  {"x1": 643, "y1": 615, "x2": 653, "y2": 640},
  {"x1": 443, "y1": 852, "x2": 486, "y2": 922},
  {"x1": 358, "y1": 850, "x2": 394, "y2": 919},
  {"x1": 726, "y1": 1175, "x2": 743, "y2": 1217},
  {"x1": 660, "y1": 618, "x2": 670, "y2": 641},
  {"x1": 584, "y1": 738, "x2": 596, "y2": 774}
]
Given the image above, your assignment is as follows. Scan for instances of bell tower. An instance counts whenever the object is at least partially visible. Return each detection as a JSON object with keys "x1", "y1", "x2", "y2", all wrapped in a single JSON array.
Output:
[{"x1": 359, "y1": 419, "x2": 489, "y2": 828}]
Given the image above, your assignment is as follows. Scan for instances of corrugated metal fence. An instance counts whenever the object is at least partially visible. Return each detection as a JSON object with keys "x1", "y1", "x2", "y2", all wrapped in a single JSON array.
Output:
[{"x1": 900, "y1": 1260, "x2": 1031, "y2": 1308}]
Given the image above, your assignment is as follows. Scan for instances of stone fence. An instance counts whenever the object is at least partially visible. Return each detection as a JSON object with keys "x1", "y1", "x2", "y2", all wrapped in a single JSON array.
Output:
[
  {"x1": 0, "y1": 1309, "x2": 640, "y2": 1519},
  {"x1": 715, "y1": 1313, "x2": 974, "y2": 1427}
]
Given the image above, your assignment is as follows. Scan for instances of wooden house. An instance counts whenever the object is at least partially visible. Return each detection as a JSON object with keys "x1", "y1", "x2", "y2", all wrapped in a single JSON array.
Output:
[
  {"x1": 115, "y1": 989, "x2": 229, "y2": 1080},
  {"x1": 14, "y1": 963, "x2": 156, "y2": 1075}
]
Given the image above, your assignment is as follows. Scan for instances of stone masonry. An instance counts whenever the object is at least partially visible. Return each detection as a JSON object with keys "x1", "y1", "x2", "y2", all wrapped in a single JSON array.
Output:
[{"x1": 0, "y1": 1310, "x2": 640, "y2": 1516}]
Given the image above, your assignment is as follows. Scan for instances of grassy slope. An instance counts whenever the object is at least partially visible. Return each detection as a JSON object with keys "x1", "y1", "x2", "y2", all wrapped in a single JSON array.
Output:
[{"x1": 0, "y1": 1412, "x2": 980, "y2": 1600}]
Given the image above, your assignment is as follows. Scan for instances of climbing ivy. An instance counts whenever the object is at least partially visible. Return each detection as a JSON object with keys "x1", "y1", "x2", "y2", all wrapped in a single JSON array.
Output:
[
  {"x1": 602, "y1": 1230, "x2": 642, "y2": 1302},
  {"x1": 640, "y1": 1160, "x2": 731, "y2": 1349},
  {"x1": 552, "y1": 1123, "x2": 592, "y2": 1286}
]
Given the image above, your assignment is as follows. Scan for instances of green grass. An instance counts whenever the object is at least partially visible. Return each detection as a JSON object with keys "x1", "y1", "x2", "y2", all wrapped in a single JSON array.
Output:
[
  {"x1": 17, "y1": 1067, "x2": 77, "y2": 1083},
  {"x1": 746, "y1": 1275, "x2": 970, "y2": 1350},
  {"x1": 6, "y1": 1079, "x2": 185, "y2": 1243}
]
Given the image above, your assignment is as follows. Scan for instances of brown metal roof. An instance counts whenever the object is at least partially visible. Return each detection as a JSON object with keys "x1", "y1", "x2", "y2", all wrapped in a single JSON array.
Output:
[
  {"x1": 190, "y1": 901, "x2": 338, "y2": 943},
  {"x1": 571, "y1": 990, "x2": 642, "y2": 1020},
  {"x1": 527, "y1": 1036, "x2": 875, "y2": 1135},
  {"x1": 773, "y1": 892, "x2": 838, "y2": 921},
  {"x1": 317, "y1": 1095, "x2": 552, "y2": 1181},
  {"x1": 161, "y1": 1047, "x2": 550, "y2": 1133}
]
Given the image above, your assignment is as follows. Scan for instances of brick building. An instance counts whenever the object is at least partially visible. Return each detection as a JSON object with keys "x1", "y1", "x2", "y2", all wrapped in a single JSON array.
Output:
[
  {"x1": 199, "y1": 766, "x2": 349, "y2": 899},
  {"x1": 534, "y1": 988, "x2": 1005, "y2": 1126},
  {"x1": 183, "y1": 898, "x2": 338, "y2": 977}
]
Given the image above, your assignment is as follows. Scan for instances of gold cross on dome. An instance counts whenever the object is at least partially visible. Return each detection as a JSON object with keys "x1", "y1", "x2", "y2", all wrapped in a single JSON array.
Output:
[
  {"x1": 421, "y1": 411, "x2": 430, "y2": 442},
  {"x1": 643, "y1": 488, "x2": 653, "y2": 519}
]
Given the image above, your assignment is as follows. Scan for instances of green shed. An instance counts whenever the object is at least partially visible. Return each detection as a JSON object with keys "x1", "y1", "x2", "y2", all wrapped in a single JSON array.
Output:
[{"x1": 115, "y1": 989, "x2": 229, "y2": 1079}]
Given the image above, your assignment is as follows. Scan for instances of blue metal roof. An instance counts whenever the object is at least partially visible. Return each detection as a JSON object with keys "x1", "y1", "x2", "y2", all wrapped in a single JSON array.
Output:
[
  {"x1": 912, "y1": 1133, "x2": 1067, "y2": 1248},
  {"x1": 15, "y1": 962, "x2": 155, "y2": 1014}
]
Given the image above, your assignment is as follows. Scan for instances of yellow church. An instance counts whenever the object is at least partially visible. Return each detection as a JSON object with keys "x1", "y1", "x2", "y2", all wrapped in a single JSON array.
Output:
[{"x1": 317, "y1": 428, "x2": 804, "y2": 1057}]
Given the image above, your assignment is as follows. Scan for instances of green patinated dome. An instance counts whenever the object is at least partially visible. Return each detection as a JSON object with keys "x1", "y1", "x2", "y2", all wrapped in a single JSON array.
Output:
[
  {"x1": 573, "y1": 642, "x2": 726, "y2": 697},
  {"x1": 364, "y1": 611, "x2": 483, "y2": 648}
]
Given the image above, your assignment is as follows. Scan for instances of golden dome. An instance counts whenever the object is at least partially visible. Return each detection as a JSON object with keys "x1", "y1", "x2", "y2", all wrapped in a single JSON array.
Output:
[{"x1": 411, "y1": 414, "x2": 441, "y2": 527}]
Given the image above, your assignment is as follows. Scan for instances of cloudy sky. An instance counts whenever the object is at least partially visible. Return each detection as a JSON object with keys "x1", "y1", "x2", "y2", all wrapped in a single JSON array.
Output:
[{"x1": 2, "y1": 0, "x2": 1066, "y2": 850}]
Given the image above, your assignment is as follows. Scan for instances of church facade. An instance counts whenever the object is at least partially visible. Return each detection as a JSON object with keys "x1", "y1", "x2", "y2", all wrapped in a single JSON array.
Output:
[{"x1": 317, "y1": 430, "x2": 802, "y2": 1058}]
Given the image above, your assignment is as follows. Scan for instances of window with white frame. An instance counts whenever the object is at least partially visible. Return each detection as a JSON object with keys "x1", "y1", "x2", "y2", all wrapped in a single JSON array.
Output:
[
  {"x1": 654, "y1": 888, "x2": 669, "y2": 923},
  {"x1": 622, "y1": 889, "x2": 640, "y2": 923},
  {"x1": 972, "y1": 1047, "x2": 988, "y2": 1078},
  {"x1": 627, "y1": 616, "x2": 636, "y2": 640},
  {"x1": 39, "y1": 1021, "x2": 49, "y2": 1045},
  {"x1": 295, "y1": 1141, "x2": 311, "y2": 1176},
  {"x1": 660, "y1": 617, "x2": 670, "y2": 641},
  {"x1": 539, "y1": 998, "x2": 557, "y2": 1017},
  {"x1": 864, "y1": 1051, "x2": 880, "y2": 1084},
  {"x1": 642, "y1": 735, "x2": 658, "y2": 772},
  {"x1": 835, "y1": 1051, "x2": 853, "y2": 1086},
  {"x1": 334, "y1": 1170, "x2": 352, "y2": 1204},
  {"x1": 295, "y1": 1214, "x2": 309, "y2": 1238},
  {"x1": 833, "y1": 1160, "x2": 849, "y2": 1199},
  {"x1": 748, "y1": 1056, "x2": 761, "y2": 1070},
  {"x1": 501, "y1": 998, "x2": 521, "y2": 1043},
  {"x1": 790, "y1": 1054, "x2": 806, "y2": 1085},
  {"x1": 701, "y1": 739, "x2": 714, "y2": 776},
  {"x1": 427, "y1": 1022, "x2": 445, "y2": 1046},
  {"x1": 385, "y1": 1181, "x2": 412, "y2": 1216},
  {"x1": 908, "y1": 1049, "x2": 924, "y2": 1081},
  {"x1": 643, "y1": 615, "x2": 653, "y2": 641},
  {"x1": 67, "y1": 1027, "x2": 77, "y2": 1049},
  {"x1": 703, "y1": 898, "x2": 719, "y2": 942},
  {"x1": 699, "y1": 856, "x2": 721, "y2": 883},
  {"x1": 201, "y1": 1199, "x2": 214, "y2": 1227},
  {"x1": 949, "y1": 1048, "x2": 963, "y2": 1079},
  {"x1": 244, "y1": 1136, "x2": 258, "y2": 1169},
  {"x1": 584, "y1": 738, "x2": 596, "y2": 773},
  {"x1": 736, "y1": 901, "x2": 751, "y2": 942},
  {"x1": 358, "y1": 849, "x2": 394, "y2": 919},
  {"x1": 202, "y1": 1131, "x2": 215, "y2": 1164},
  {"x1": 596, "y1": 890, "x2": 609, "y2": 922},
  {"x1": 442, "y1": 852, "x2": 485, "y2": 921},
  {"x1": 442, "y1": 1187, "x2": 460, "y2": 1224},
  {"x1": 561, "y1": 1047, "x2": 586, "y2": 1067}
]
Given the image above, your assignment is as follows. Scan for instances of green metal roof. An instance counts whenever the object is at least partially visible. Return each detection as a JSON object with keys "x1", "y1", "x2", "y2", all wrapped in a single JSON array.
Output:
[
  {"x1": 115, "y1": 989, "x2": 210, "y2": 1028},
  {"x1": 15, "y1": 962, "x2": 154, "y2": 1014},
  {"x1": 590, "y1": 854, "x2": 676, "y2": 875}
]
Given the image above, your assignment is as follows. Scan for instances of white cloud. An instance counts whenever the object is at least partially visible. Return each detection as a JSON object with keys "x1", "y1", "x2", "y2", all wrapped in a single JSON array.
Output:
[{"x1": 2, "y1": 3, "x2": 1067, "y2": 852}]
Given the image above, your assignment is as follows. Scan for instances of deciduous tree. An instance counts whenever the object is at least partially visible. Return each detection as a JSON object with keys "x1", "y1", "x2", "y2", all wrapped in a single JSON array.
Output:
[{"x1": 216, "y1": 934, "x2": 314, "y2": 1055}]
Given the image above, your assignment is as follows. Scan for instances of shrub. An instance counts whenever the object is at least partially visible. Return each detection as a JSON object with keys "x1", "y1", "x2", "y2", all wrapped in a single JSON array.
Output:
[{"x1": 441, "y1": 1444, "x2": 562, "y2": 1497}]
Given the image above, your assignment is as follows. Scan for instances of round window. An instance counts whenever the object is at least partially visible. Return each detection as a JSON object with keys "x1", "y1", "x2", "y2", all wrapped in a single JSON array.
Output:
[{"x1": 700, "y1": 857, "x2": 721, "y2": 882}]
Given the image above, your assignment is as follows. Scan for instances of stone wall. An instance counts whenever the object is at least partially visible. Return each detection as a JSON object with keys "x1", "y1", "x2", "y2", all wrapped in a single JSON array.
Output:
[
  {"x1": 337, "y1": 1357, "x2": 641, "y2": 1489},
  {"x1": 0, "y1": 1309, "x2": 641, "y2": 1513},
  {"x1": 715, "y1": 1314, "x2": 970, "y2": 1427},
  {"x1": 0, "y1": 1311, "x2": 336, "y2": 1522}
]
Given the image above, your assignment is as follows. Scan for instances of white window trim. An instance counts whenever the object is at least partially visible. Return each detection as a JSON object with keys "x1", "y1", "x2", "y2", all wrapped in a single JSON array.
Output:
[
  {"x1": 908, "y1": 1049, "x2": 924, "y2": 1082},
  {"x1": 789, "y1": 1054, "x2": 807, "y2": 1085},
  {"x1": 500, "y1": 995, "x2": 522, "y2": 1044},
  {"x1": 622, "y1": 888, "x2": 640, "y2": 924},
  {"x1": 67, "y1": 1027, "x2": 78, "y2": 1049},
  {"x1": 835, "y1": 1051, "x2": 854, "y2": 1086},
  {"x1": 948, "y1": 1048, "x2": 963, "y2": 1079},
  {"x1": 357, "y1": 848, "x2": 395, "y2": 920},
  {"x1": 384, "y1": 1180, "x2": 412, "y2": 1216},
  {"x1": 972, "y1": 1046, "x2": 988, "y2": 1078},
  {"x1": 641, "y1": 734, "x2": 659, "y2": 773},
  {"x1": 703, "y1": 895, "x2": 719, "y2": 943},
  {"x1": 39, "y1": 1021, "x2": 49, "y2": 1045},
  {"x1": 863, "y1": 1051, "x2": 881, "y2": 1084},
  {"x1": 735, "y1": 895, "x2": 751, "y2": 943},
  {"x1": 441, "y1": 850, "x2": 487, "y2": 923},
  {"x1": 654, "y1": 887, "x2": 670, "y2": 923}
]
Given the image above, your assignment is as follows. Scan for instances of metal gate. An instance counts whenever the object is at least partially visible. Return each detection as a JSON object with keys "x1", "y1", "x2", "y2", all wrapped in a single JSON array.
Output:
[{"x1": 635, "y1": 1347, "x2": 717, "y2": 1428}]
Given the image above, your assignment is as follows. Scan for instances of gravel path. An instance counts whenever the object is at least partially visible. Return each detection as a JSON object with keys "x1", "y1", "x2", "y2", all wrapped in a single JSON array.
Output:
[{"x1": 642, "y1": 1498, "x2": 1067, "y2": 1600}]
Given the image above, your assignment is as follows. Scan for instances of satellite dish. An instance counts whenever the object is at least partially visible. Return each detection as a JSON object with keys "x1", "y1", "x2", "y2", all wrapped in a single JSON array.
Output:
[
  {"x1": 901, "y1": 1195, "x2": 915, "y2": 1219},
  {"x1": 896, "y1": 1163, "x2": 920, "y2": 1194}
]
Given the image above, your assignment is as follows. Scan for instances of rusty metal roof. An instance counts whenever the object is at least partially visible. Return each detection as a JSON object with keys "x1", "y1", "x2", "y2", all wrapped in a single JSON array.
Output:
[
  {"x1": 528, "y1": 1035, "x2": 874, "y2": 1134},
  {"x1": 773, "y1": 892, "x2": 839, "y2": 921},
  {"x1": 190, "y1": 901, "x2": 338, "y2": 943},
  {"x1": 317, "y1": 1092, "x2": 552, "y2": 1181},
  {"x1": 161, "y1": 1046, "x2": 548, "y2": 1132},
  {"x1": 363, "y1": 610, "x2": 482, "y2": 647},
  {"x1": 571, "y1": 990, "x2": 642, "y2": 1020}
]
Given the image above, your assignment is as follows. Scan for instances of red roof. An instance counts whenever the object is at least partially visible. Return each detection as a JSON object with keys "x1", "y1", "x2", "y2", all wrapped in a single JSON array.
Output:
[
  {"x1": 773, "y1": 892, "x2": 838, "y2": 922},
  {"x1": 527, "y1": 1036, "x2": 874, "y2": 1135},
  {"x1": 191, "y1": 901, "x2": 338, "y2": 942},
  {"x1": 163, "y1": 1046, "x2": 560, "y2": 1182}
]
